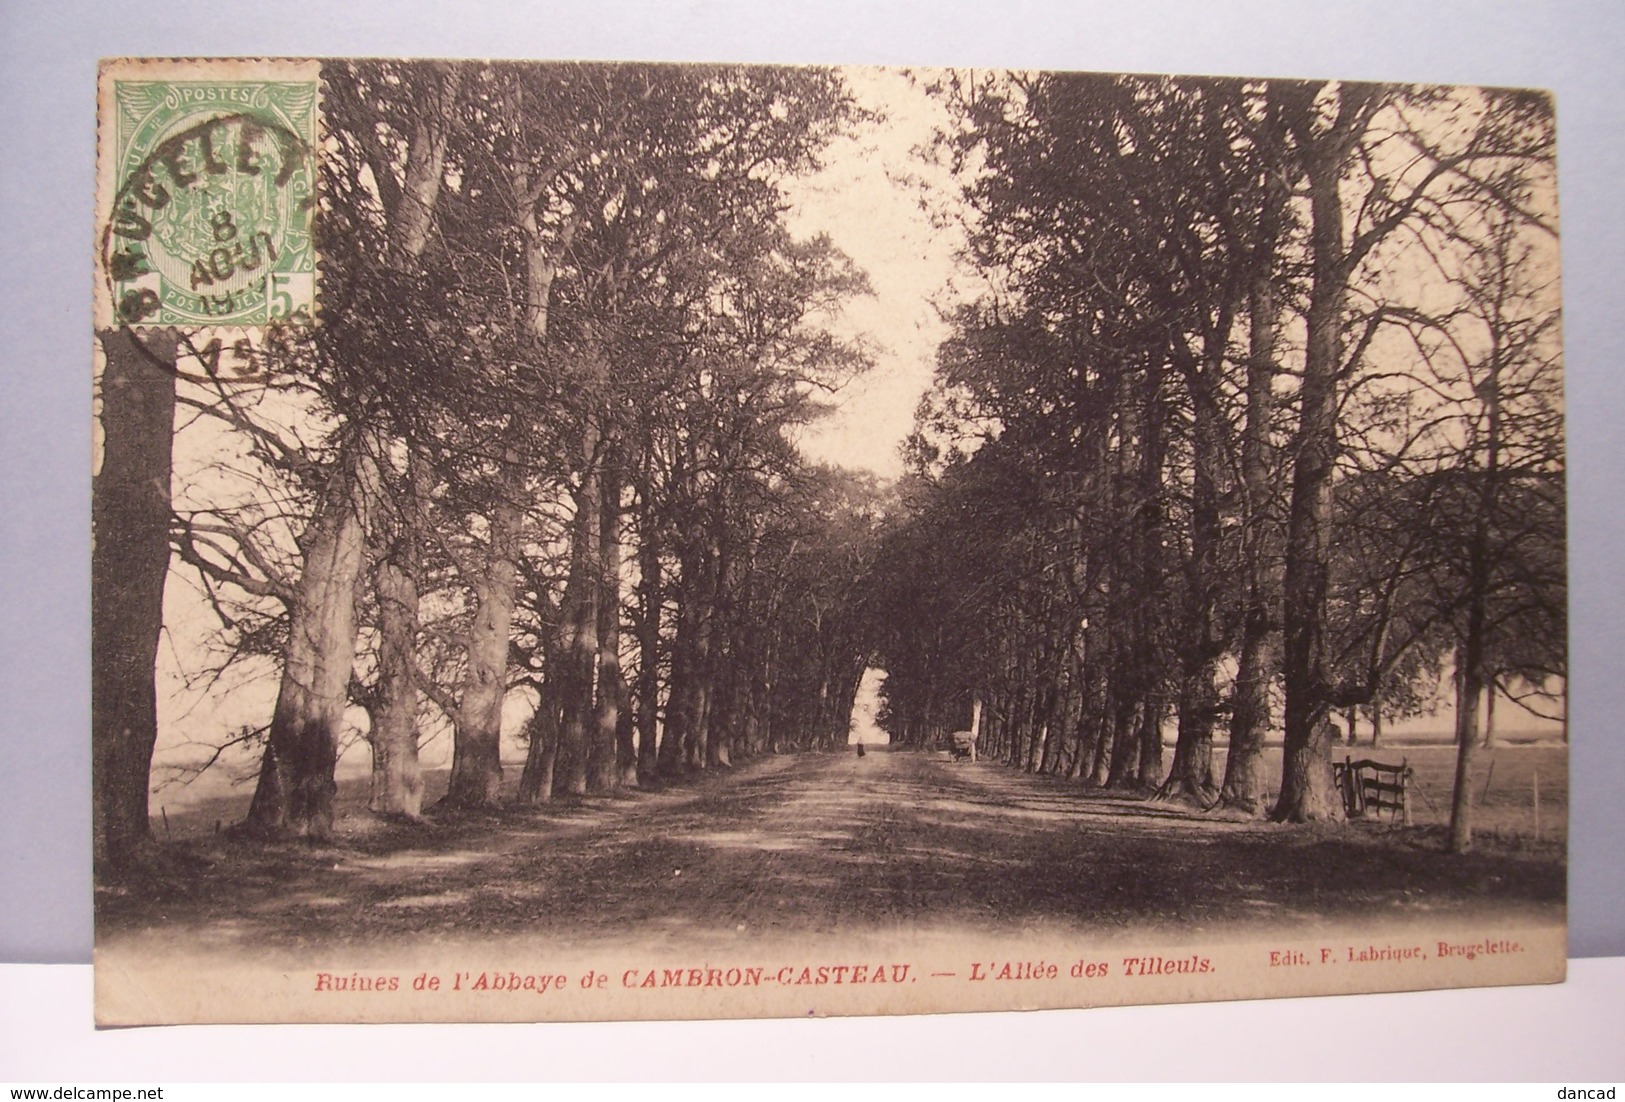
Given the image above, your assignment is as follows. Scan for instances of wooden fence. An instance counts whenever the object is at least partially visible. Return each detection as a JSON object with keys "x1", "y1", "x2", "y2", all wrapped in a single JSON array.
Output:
[{"x1": 1333, "y1": 756, "x2": 1413, "y2": 825}]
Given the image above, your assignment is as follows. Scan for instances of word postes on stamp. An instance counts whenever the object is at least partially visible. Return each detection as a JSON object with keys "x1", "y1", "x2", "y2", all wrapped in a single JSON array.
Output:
[{"x1": 97, "y1": 59, "x2": 320, "y2": 329}]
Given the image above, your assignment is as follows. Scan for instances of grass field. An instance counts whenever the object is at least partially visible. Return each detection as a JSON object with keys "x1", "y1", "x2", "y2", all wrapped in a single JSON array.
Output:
[{"x1": 1231, "y1": 741, "x2": 1568, "y2": 849}]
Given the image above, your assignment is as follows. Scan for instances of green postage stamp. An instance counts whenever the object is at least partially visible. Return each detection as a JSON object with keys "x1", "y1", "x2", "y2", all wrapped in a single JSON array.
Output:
[{"x1": 96, "y1": 59, "x2": 320, "y2": 329}]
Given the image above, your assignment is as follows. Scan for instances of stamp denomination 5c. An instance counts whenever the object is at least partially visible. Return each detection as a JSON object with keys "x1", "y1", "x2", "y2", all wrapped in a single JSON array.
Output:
[{"x1": 96, "y1": 59, "x2": 320, "y2": 329}]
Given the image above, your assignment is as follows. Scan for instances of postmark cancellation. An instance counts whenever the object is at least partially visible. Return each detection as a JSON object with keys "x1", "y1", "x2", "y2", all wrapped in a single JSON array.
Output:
[{"x1": 96, "y1": 58, "x2": 320, "y2": 330}]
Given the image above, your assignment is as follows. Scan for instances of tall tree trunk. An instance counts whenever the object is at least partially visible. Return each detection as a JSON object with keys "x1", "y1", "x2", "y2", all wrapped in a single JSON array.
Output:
[
  {"x1": 1063, "y1": 667, "x2": 1089, "y2": 779},
  {"x1": 634, "y1": 486, "x2": 663, "y2": 781},
  {"x1": 732, "y1": 562, "x2": 765, "y2": 761},
  {"x1": 246, "y1": 437, "x2": 377, "y2": 838},
  {"x1": 1222, "y1": 620, "x2": 1273, "y2": 812},
  {"x1": 710, "y1": 637, "x2": 741, "y2": 766},
  {"x1": 740, "y1": 647, "x2": 765, "y2": 758},
  {"x1": 1010, "y1": 649, "x2": 1033, "y2": 768},
  {"x1": 1085, "y1": 703, "x2": 1111, "y2": 785},
  {"x1": 445, "y1": 485, "x2": 520, "y2": 809},
  {"x1": 1137, "y1": 696, "x2": 1166, "y2": 789},
  {"x1": 1163, "y1": 667, "x2": 1219, "y2": 802},
  {"x1": 1161, "y1": 345, "x2": 1227, "y2": 803},
  {"x1": 1040, "y1": 662, "x2": 1071, "y2": 776},
  {"x1": 661, "y1": 547, "x2": 698, "y2": 775},
  {"x1": 1450, "y1": 640, "x2": 1485, "y2": 852},
  {"x1": 502, "y1": 129, "x2": 581, "y2": 797},
  {"x1": 370, "y1": 448, "x2": 427, "y2": 818},
  {"x1": 704, "y1": 518, "x2": 734, "y2": 769},
  {"x1": 93, "y1": 328, "x2": 178, "y2": 869},
  {"x1": 1274, "y1": 81, "x2": 1369, "y2": 823},
  {"x1": 592, "y1": 451, "x2": 630, "y2": 791},
  {"x1": 1132, "y1": 359, "x2": 1166, "y2": 789},
  {"x1": 1220, "y1": 103, "x2": 1285, "y2": 814},
  {"x1": 686, "y1": 534, "x2": 720, "y2": 769},
  {"x1": 361, "y1": 66, "x2": 456, "y2": 819},
  {"x1": 758, "y1": 624, "x2": 779, "y2": 754},
  {"x1": 1073, "y1": 637, "x2": 1106, "y2": 782},
  {"x1": 686, "y1": 652, "x2": 713, "y2": 767},
  {"x1": 1104, "y1": 686, "x2": 1139, "y2": 789},
  {"x1": 616, "y1": 688, "x2": 639, "y2": 783},
  {"x1": 1450, "y1": 295, "x2": 1504, "y2": 853},
  {"x1": 369, "y1": 559, "x2": 421, "y2": 816},
  {"x1": 556, "y1": 450, "x2": 602, "y2": 797},
  {"x1": 516, "y1": 645, "x2": 562, "y2": 804},
  {"x1": 1027, "y1": 632, "x2": 1061, "y2": 773},
  {"x1": 1092, "y1": 659, "x2": 1118, "y2": 789}
]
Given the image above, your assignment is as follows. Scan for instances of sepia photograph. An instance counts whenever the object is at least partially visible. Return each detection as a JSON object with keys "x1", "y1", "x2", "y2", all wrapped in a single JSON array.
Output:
[{"x1": 90, "y1": 56, "x2": 1567, "y2": 1026}]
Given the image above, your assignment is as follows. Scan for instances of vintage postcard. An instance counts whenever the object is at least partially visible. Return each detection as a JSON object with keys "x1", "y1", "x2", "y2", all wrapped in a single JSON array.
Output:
[{"x1": 92, "y1": 58, "x2": 1566, "y2": 1025}]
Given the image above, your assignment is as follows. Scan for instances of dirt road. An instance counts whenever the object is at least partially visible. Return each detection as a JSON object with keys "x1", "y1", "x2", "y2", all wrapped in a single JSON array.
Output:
[{"x1": 98, "y1": 748, "x2": 1564, "y2": 960}]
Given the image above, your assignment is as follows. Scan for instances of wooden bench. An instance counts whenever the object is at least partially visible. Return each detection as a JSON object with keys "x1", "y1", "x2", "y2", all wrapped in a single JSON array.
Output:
[{"x1": 1333, "y1": 756, "x2": 1413, "y2": 825}]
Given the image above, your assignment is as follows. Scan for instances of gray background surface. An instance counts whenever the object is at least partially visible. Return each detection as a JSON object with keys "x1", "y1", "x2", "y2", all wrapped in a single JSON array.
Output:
[{"x1": 2, "y1": 0, "x2": 1620, "y2": 964}]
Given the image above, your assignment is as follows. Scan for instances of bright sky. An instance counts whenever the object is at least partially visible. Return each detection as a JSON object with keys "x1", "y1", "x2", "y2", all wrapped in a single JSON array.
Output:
[{"x1": 785, "y1": 67, "x2": 972, "y2": 480}]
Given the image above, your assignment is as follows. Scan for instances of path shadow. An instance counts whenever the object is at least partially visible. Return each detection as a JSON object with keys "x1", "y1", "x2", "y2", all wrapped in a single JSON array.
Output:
[{"x1": 98, "y1": 750, "x2": 1564, "y2": 955}]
